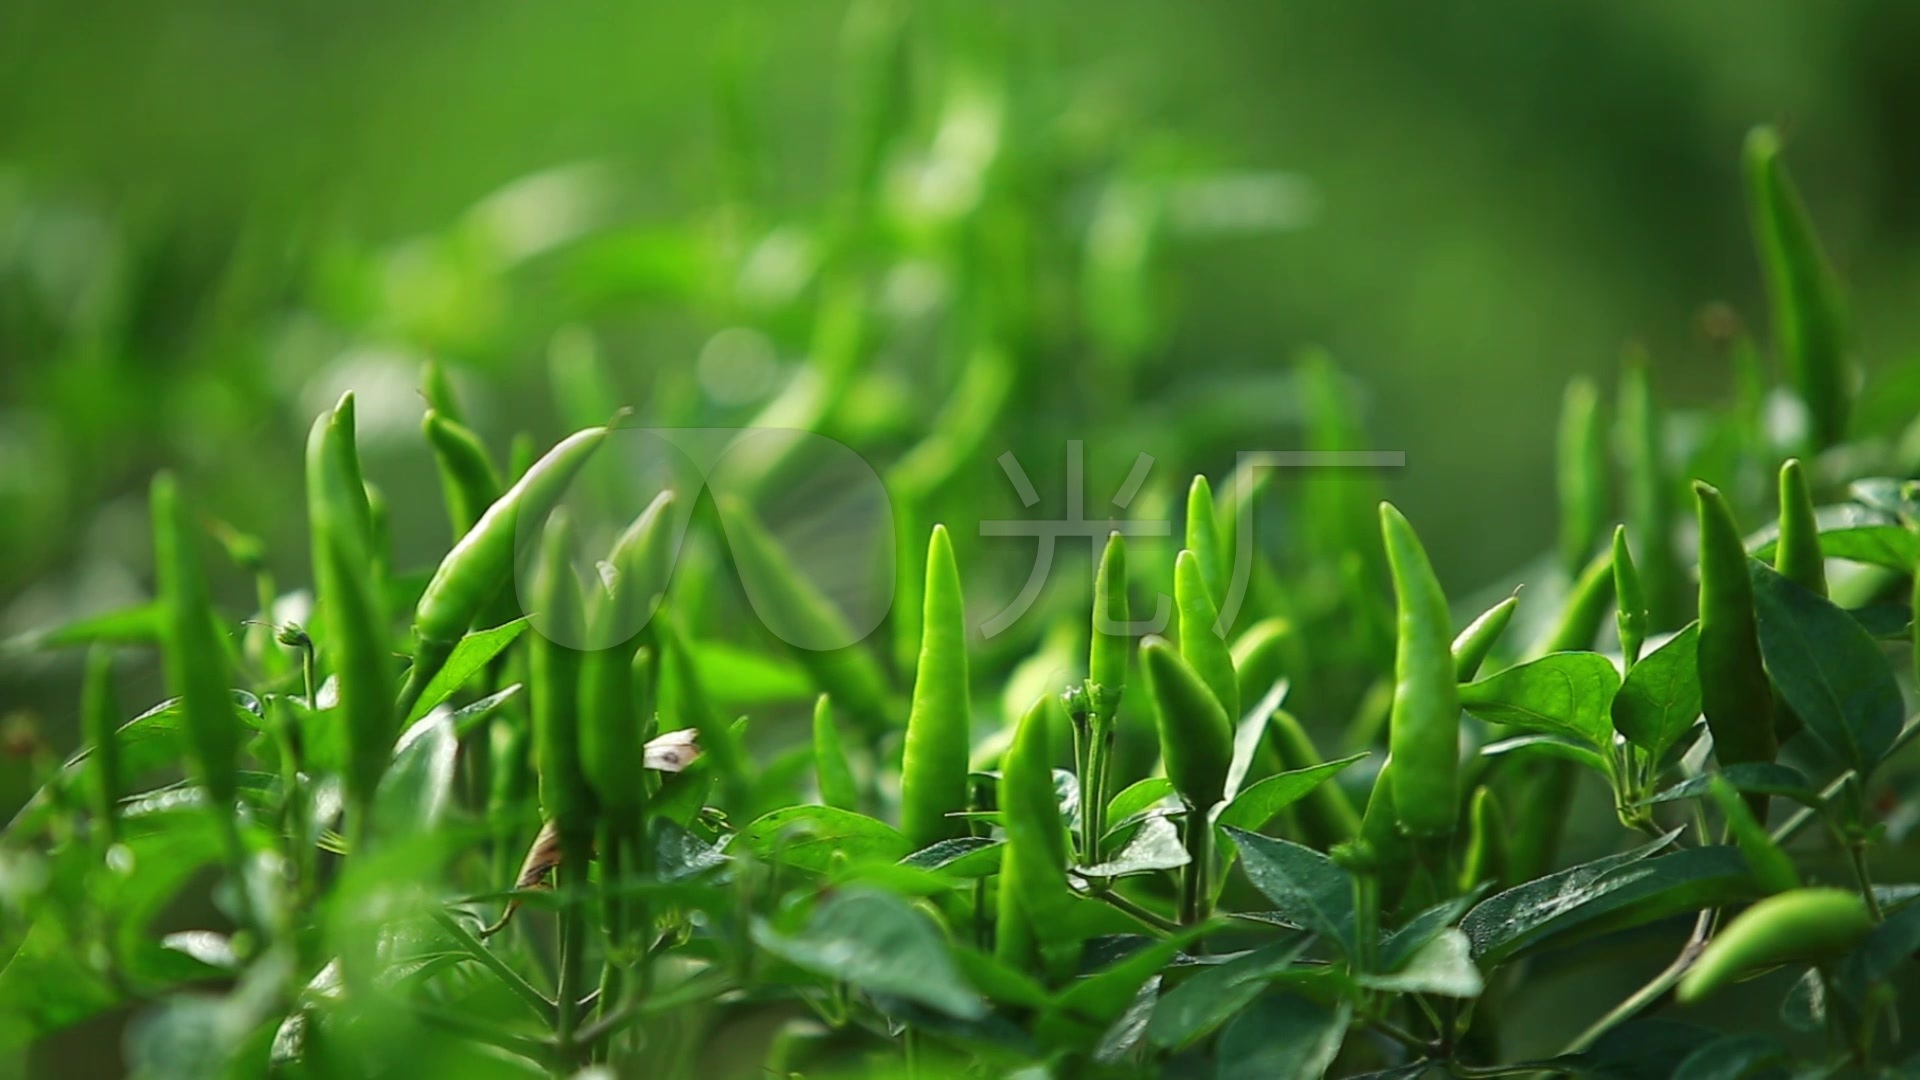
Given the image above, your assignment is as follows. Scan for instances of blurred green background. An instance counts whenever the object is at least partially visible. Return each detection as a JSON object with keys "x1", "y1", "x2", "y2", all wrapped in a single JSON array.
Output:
[{"x1": 4, "y1": 0, "x2": 1920, "y2": 704}]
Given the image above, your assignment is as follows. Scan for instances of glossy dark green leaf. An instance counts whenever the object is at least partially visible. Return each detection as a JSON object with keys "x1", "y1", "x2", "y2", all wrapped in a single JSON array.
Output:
[
  {"x1": 1528, "y1": 1020, "x2": 1724, "y2": 1079},
  {"x1": 737, "y1": 805, "x2": 910, "y2": 873},
  {"x1": 1462, "y1": 834, "x2": 1758, "y2": 965},
  {"x1": 1105, "y1": 778, "x2": 1176, "y2": 835},
  {"x1": 1354, "y1": 929, "x2": 1482, "y2": 997},
  {"x1": 1222, "y1": 826, "x2": 1355, "y2": 957},
  {"x1": 1378, "y1": 887, "x2": 1486, "y2": 973},
  {"x1": 901, "y1": 837, "x2": 1003, "y2": 878},
  {"x1": 1612, "y1": 623, "x2": 1703, "y2": 760},
  {"x1": 1671, "y1": 1033, "x2": 1786, "y2": 1080},
  {"x1": 1839, "y1": 898, "x2": 1920, "y2": 1006},
  {"x1": 1459, "y1": 651, "x2": 1619, "y2": 751},
  {"x1": 1645, "y1": 763, "x2": 1820, "y2": 809},
  {"x1": 401, "y1": 617, "x2": 530, "y2": 724},
  {"x1": 1078, "y1": 816, "x2": 1189, "y2": 880},
  {"x1": 1212, "y1": 993, "x2": 1351, "y2": 1080},
  {"x1": 1750, "y1": 561, "x2": 1903, "y2": 775},
  {"x1": 1146, "y1": 939, "x2": 1307, "y2": 1050},
  {"x1": 751, "y1": 889, "x2": 984, "y2": 1019},
  {"x1": 1039, "y1": 926, "x2": 1211, "y2": 1049}
]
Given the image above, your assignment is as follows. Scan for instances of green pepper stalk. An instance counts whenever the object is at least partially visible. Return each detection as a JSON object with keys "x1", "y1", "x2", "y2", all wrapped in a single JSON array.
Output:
[
  {"x1": 81, "y1": 646, "x2": 121, "y2": 850},
  {"x1": 1379, "y1": 503, "x2": 1459, "y2": 841},
  {"x1": 1617, "y1": 354, "x2": 1681, "y2": 627},
  {"x1": 1185, "y1": 475, "x2": 1227, "y2": 607},
  {"x1": 812, "y1": 695, "x2": 859, "y2": 812},
  {"x1": 1774, "y1": 458, "x2": 1826, "y2": 597},
  {"x1": 1141, "y1": 637, "x2": 1233, "y2": 924},
  {"x1": 1174, "y1": 549, "x2": 1238, "y2": 724},
  {"x1": 1612, "y1": 525, "x2": 1648, "y2": 669},
  {"x1": 899, "y1": 525, "x2": 972, "y2": 850},
  {"x1": 423, "y1": 410, "x2": 503, "y2": 540}
]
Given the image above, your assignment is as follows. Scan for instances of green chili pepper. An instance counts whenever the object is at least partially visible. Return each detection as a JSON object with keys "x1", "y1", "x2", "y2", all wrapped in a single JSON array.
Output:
[
  {"x1": 1089, "y1": 531, "x2": 1129, "y2": 712},
  {"x1": 1185, "y1": 475, "x2": 1226, "y2": 608},
  {"x1": 1379, "y1": 503, "x2": 1459, "y2": 839},
  {"x1": 488, "y1": 715, "x2": 533, "y2": 887},
  {"x1": 82, "y1": 646, "x2": 122, "y2": 847},
  {"x1": 718, "y1": 497, "x2": 892, "y2": 738},
  {"x1": 1267, "y1": 708, "x2": 1362, "y2": 848},
  {"x1": 996, "y1": 694, "x2": 1074, "y2": 975},
  {"x1": 655, "y1": 609, "x2": 752, "y2": 813},
  {"x1": 529, "y1": 511, "x2": 596, "y2": 838},
  {"x1": 402, "y1": 425, "x2": 607, "y2": 713},
  {"x1": 813, "y1": 695, "x2": 858, "y2": 812},
  {"x1": 1774, "y1": 458, "x2": 1825, "y2": 597},
  {"x1": 1538, "y1": 545, "x2": 1615, "y2": 656},
  {"x1": 421, "y1": 358, "x2": 468, "y2": 427},
  {"x1": 1617, "y1": 353, "x2": 1680, "y2": 627},
  {"x1": 899, "y1": 525, "x2": 972, "y2": 849},
  {"x1": 1141, "y1": 636, "x2": 1233, "y2": 813},
  {"x1": 1677, "y1": 887, "x2": 1871, "y2": 1004},
  {"x1": 308, "y1": 411, "x2": 396, "y2": 825},
  {"x1": 1083, "y1": 530, "x2": 1129, "y2": 863},
  {"x1": 423, "y1": 410, "x2": 502, "y2": 540},
  {"x1": 579, "y1": 634, "x2": 640, "y2": 817},
  {"x1": 1745, "y1": 127, "x2": 1852, "y2": 452},
  {"x1": 1457, "y1": 785, "x2": 1505, "y2": 893},
  {"x1": 1452, "y1": 593, "x2": 1519, "y2": 682},
  {"x1": 1231, "y1": 617, "x2": 1298, "y2": 716},
  {"x1": 1174, "y1": 549, "x2": 1238, "y2": 725},
  {"x1": 1707, "y1": 776, "x2": 1798, "y2": 895},
  {"x1": 1613, "y1": 525, "x2": 1647, "y2": 668},
  {"x1": 1557, "y1": 375, "x2": 1607, "y2": 577},
  {"x1": 1694, "y1": 482, "x2": 1778, "y2": 778},
  {"x1": 151, "y1": 473, "x2": 239, "y2": 810}
]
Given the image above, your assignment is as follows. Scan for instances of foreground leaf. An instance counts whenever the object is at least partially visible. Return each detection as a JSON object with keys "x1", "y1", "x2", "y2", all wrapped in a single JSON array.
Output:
[
  {"x1": 1611, "y1": 623, "x2": 1703, "y2": 761},
  {"x1": 751, "y1": 888, "x2": 985, "y2": 1019},
  {"x1": 1459, "y1": 651, "x2": 1620, "y2": 752},
  {"x1": 1223, "y1": 827, "x2": 1355, "y2": 957},
  {"x1": 1750, "y1": 562, "x2": 1903, "y2": 776},
  {"x1": 1213, "y1": 993, "x2": 1351, "y2": 1080},
  {"x1": 737, "y1": 806, "x2": 910, "y2": 873}
]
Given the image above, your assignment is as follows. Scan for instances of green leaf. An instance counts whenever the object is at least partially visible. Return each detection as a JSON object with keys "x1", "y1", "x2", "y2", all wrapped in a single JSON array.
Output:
[
  {"x1": 1462, "y1": 838, "x2": 1757, "y2": 966},
  {"x1": 900, "y1": 837, "x2": 1003, "y2": 878},
  {"x1": 1459, "y1": 651, "x2": 1620, "y2": 751},
  {"x1": 1379, "y1": 888, "x2": 1487, "y2": 973},
  {"x1": 695, "y1": 640, "x2": 814, "y2": 708},
  {"x1": 1215, "y1": 753, "x2": 1367, "y2": 833},
  {"x1": 1747, "y1": 503, "x2": 1917, "y2": 571},
  {"x1": 751, "y1": 889, "x2": 985, "y2": 1020},
  {"x1": 1527, "y1": 1019, "x2": 1723, "y2": 1079},
  {"x1": 950, "y1": 946, "x2": 1052, "y2": 1010},
  {"x1": 1478, "y1": 734, "x2": 1612, "y2": 778},
  {"x1": 1672, "y1": 1034, "x2": 1785, "y2": 1080},
  {"x1": 1611, "y1": 623, "x2": 1703, "y2": 760},
  {"x1": 737, "y1": 805, "x2": 910, "y2": 873},
  {"x1": 373, "y1": 714, "x2": 459, "y2": 838},
  {"x1": 6, "y1": 601, "x2": 161, "y2": 653},
  {"x1": 1147, "y1": 938, "x2": 1308, "y2": 1050},
  {"x1": 1839, "y1": 899, "x2": 1920, "y2": 1006},
  {"x1": 1078, "y1": 816, "x2": 1189, "y2": 880},
  {"x1": 1646, "y1": 763, "x2": 1820, "y2": 809},
  {"x1": 1105, "y1": 778, "x2": 1176, "y2": 834},
  {"x1": 1750, "y1": 562, "x2": 1903, "y2": 776},
  {"x1": 1223, "y1": 678, "x2": 1291, "y2": 802},
  {"x1": 403, "y1": 617, "x2": 531, "y2": 724},
  {"x1": 1039, "y1": 925, "x2": 1211, "y2": 1048},
  {"x1": 1354, "y1": 929, "x2": 1482, "y2": 997},
  {"x1": 1213, "y1": 993, "x2": 1351, "y2": 1080},
  {"x1": 1223, "y1": 826, "x2": 1355, "y2": 958}
]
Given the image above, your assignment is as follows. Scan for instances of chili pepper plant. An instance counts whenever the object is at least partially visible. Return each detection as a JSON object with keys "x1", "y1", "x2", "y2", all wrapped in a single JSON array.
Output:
[{"x1": 6, "y1": 63, "x2": 1920, "y2": 1080}]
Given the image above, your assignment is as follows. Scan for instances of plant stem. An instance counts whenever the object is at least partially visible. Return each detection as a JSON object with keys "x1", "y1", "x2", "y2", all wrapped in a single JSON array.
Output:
[
  {"x1": 1560, "y1": 908, "x2": 1715, "y2": 1054},
  {"x1": 553, "y1": 830, "x2": 592, "y2": 1068},
  {"x1": 1179, "y1": 811, "x2": 1214, "y2": 926},
  {"x1": 431, "y1": 909, "x2": 555, "y2": 1024},
  {"x1": 1091, "y1": 888, "x2": 1182, "y2": 935}
]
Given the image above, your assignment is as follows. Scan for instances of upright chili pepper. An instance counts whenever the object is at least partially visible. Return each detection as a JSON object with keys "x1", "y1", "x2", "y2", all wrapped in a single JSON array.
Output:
[
  {"x1": 1745, "y1": 127, "x2": 1852, "y2": 453},
  {"x1": 307, "y1": 411, "x2": 395, "y2": 829},
  {"x1": 401, "y1": 425, "x2": 607, "y2": 714},
  {"x1": 995, "y1": 695, "x2": 1075, "y2": 976},
  {"x1": 1694, "y1": 482, "x2": 1778, "y2": 776},
  {"x1": 82, "y1": 646, "x2": 121, "y2": 848},
  {"x1": 1774, "y1": 458, "x2": 1826, "y2": 597},
  {"x1": 899, "y1": 525, "x2": 971, "y2": 849},
  {"x1": 813, "y1": 695, "x2": 859, "y2": 812},
  {"x1": 1457, "y1": 785, "x2": 1505, "y2": 893},
  {"x1": 1082, "y1": 530, "x2": 1128, "y2": 862},
  {"x1": 1141, "y1": 636, "x2": 1233, "y2": 924},
  {"x1": 1174, "y1": 549, "x2": 1238, "y2": 725},
  {"x1": 1452, "y1": 594, "x2": 1519, "y2": 682},
  {"x1": 1185, "y1": 475, "x2": 1226, "y2": 608},
  {"x1": 423, "y1": 410, "x2": 503, "y2": 540},
  {"x1": 1617, "y1": 353, "x2": 1680, "y2": 627},
  {"x1": 421, "y1": 358, "x2": 468, "y2": 427},
  {"x1": 1613, "y1": 525, "x2": 1647, "y2": 668},
  {"x1": 1379, "y1": 503, "x2": 1459, "y2": 839},
  {"x1": 530, "y1": 511, "x2": 595, "y2": 839},
  {"x1": 1677, "y1": 887, "x2": 1871, "y2": 1004},
  {"x1": 151, "y1": 473, "x2": 239, "y2": 811},
  {"x1": 1557, "y1": 376, "x2": 1607, "y2": 577}
]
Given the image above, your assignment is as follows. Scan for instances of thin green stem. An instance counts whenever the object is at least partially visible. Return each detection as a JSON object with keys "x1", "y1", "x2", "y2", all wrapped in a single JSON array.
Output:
[
  {"x1": 553, "y1": 830, "x2": 592, "y2": 1069},
  {"x1": 1179, "y1": 811, "x2": 1214, "y2": 926},
  {"x1": 1091, "y1": 888, "x2": 1182, "y2": 935},
  {"x1": 1560, "y1": 908, "x2": 1715, "y2": 1055},
  {"x1": 431, "y1": 909, "x2": 555, "y2": 1024}
]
